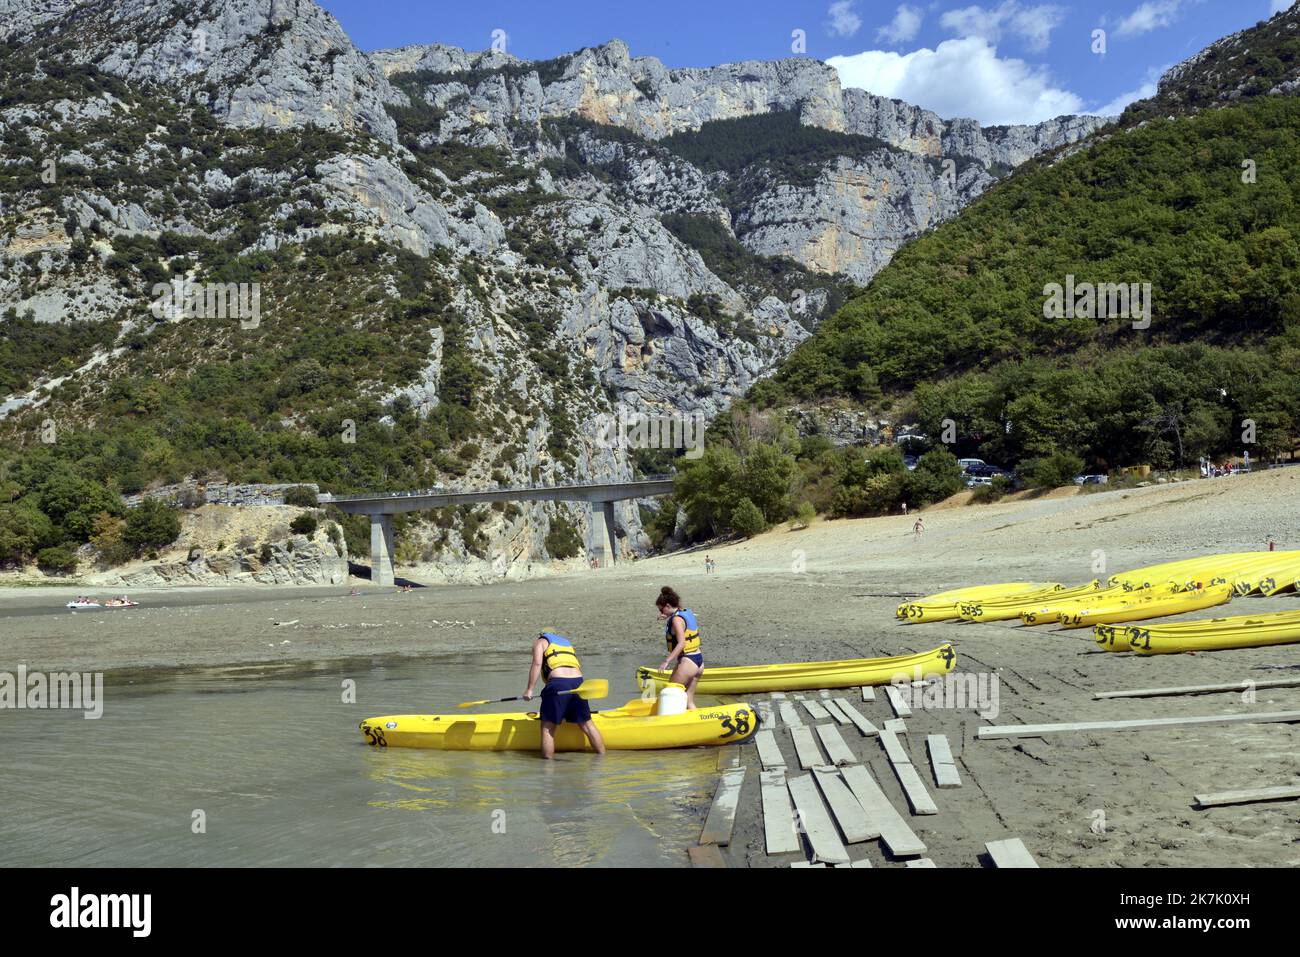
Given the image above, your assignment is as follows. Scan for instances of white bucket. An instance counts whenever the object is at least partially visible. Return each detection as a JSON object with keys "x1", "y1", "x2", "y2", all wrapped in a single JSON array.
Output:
[{"x1": 655, "y1": 682, "x2": 688, "y2": 716}]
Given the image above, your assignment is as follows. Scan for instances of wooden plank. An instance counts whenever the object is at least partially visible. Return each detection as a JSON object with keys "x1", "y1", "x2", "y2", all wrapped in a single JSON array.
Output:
[
  {"x1": 791, "y1": 726, "x2": 826, "y2": 770},
  {"x1": 717, "y1": 747, "x2": 741, "y2": 770},
  {"x1": 850, "y1": 858, "x2": 873, "y2": 868},
  {"x1": 977, "y1": 710, "x2": 1300, "y2": 740},
  {"x1": 926, "y1": 734, "x2": 962, "y2": 789},
  {"x1": 802, "y1": 699, "x2": 832, "y2": 721},
  {"x1": 786, "y1": 773, "x2": 850, "y2": 864},
  {"x1": 815, "y1": 723, "x2": 859, "y2": 766},
  {"x1": 688, "y1": 844, "x2": 727, "y2": 868},
  {"x1": 879, "y1": 728, "x2": 911, "y2": 765},
  {"x1": 833, "y1": 698, "x2": 880, "y2": 738},
  {"x1": 699, "y1": 767, "x2": 747, "y2": 846},
  {"x1": 1095, "y1": 678, "x2": 1300, "y2": 700},
  {"x1": 861, "y1": 686, "x2": 876, "y2": 701},
  {"x1": 885, "y1": 685, "x2": 912, "y2": 718},
  {"x1": 905, "y1": 858, "x2": 937, "y2": 868},
  {"x1": 818, "y1": 690, "x2": 833, "y2": 699},
  {"x1": 754, "y1": 729, "x2": 787, "y2": 771},
  {"x1": 891, "y1": 761, "x2": 939, "y2": 815},
  {"x1": 822, "y1": 699, "x2": 852, "y2": 725},
  {"x1": 1194, "y1": 785, "x2": 1300, "y2": 808},
  {"x1": 760, "y1": 769, "x2": 801, "y2": 854},
  {"x1": 811, "y1": 765, "x2": 876, "y2": 843},
  {"x1": 840, "y1": 764, "x2": 926, "y2": 858},
  {"x1": 985, "y1": 838, "x2": 1039, "y2": 868},
  {"x1": 777, "y1": 701, "x2": 804, "y2": 728},
  {"x1": 883, "y1": 718, "x2": 908, "y2": 735},
  {"x1": 770, "y1": 692, "x2": 787, "y2": 700},
  {"x1": 791, "y1": 861, "x2": 825, "y2": 868},
  {"x1": 754, "y1": 700, "x2": 776, "y2": 729}
]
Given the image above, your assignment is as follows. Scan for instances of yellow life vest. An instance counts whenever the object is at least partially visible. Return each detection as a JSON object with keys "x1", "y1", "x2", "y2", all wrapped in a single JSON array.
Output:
[
  {"x1": 540, "y1": 632, "x2": 581, "y2": 677},
  {"x1": 665, "y1": 609, "x2": 701, "y2": 654}
]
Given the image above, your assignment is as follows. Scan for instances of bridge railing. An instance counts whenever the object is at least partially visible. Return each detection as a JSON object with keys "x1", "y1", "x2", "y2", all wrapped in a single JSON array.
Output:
[{"x1": 317, "y1": 474, "x2": 676, "y2": 503}]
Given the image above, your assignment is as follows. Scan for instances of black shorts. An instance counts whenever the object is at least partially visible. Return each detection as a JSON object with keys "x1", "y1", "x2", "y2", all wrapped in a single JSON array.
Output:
[{"x1": 540, "y1": 677, "x2": 592, "y2": 725}]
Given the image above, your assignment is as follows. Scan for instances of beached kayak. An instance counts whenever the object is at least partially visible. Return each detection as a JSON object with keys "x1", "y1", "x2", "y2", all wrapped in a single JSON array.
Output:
[
  {"x1": 897, "y1": 583, "x2": 1057, "y2": 622},
  {"x1": 636, "y1": 644, "x2": 956, "y2": 695},
  {"x1": 959, "y1": 581, "x2": 1100, "y2": 622},
  {"x1": 1112, "y1": 609, "x2": 1300, "y2": 655},
  {"x1": 358, "y1": 697, "x2": 757, "y2": 751},
  {"x1": 1059, "y1": 582, "x2": 1233, "y2": 630}
]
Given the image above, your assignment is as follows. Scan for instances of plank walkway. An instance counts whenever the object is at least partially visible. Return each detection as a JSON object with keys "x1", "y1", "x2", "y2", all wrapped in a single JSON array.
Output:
[{"x1": 699, "y1": 767, "x2": 747, "y2": 846}]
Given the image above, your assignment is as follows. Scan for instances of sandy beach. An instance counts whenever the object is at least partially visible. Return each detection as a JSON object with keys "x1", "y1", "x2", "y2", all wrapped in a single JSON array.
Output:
[{"x1": 4, "y1": 467, "x2": 1299, "y2": 867}]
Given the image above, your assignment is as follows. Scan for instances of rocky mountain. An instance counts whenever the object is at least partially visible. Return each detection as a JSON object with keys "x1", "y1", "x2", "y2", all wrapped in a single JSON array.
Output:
[{"x1": 0, "y1": 0, "x2": 1106, "y2": 579}]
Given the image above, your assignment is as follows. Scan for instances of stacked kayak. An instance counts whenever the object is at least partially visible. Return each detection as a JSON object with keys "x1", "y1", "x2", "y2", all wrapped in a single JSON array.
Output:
[
  {"x1": 1098, "y1": 608, "x2": 1300, "y2": 655},
  {"x1": 897, "y1": 583, "x2": 1058, "y2": 622},
  {"x1": 959, "y1": 581, "x2": 1100, "y2": 622},
  {"x1": 359, "y1": 697, "x2": 758, "y2": 750},
  {"x1": 637, "y1": 645, "x2": 957, "y2": 695},
  {"x1": 1019, "y1": 583, "x2": 1175, "y2": 625},
  {"x1": 1058, "y1": 582, "x2": 1233, "y2": 630}
]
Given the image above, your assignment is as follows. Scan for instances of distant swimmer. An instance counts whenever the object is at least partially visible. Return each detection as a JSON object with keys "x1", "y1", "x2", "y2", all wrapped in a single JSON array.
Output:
[
  {"x1": 522, "y1": 632, "x2": 606, "y2": 759},
  {"x1": 656, "y1": 586, "x2": 703, "y2": 710}
]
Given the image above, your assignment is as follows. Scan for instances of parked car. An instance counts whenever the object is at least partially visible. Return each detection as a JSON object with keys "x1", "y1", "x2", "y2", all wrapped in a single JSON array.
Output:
[
  {"x1": 903, "y1": 455, "x2": 919, "y2": 471},
  {"x1": 958, "y1": 458, "x2": 986, "y2": 472},
  {"x1": 1074, "y1": 474, "x2": 1109, "y2": 485},
  {"x1": 965, "y1": 463, "x2": 1003, "y2": 477},
  {"x1": 965, "y1": 476, "x2": 993, "y2": 488}
]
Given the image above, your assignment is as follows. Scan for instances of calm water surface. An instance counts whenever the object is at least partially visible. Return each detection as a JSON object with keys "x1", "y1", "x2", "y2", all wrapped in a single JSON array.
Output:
[{"x1": 0, "y1": 653, "x2": 718, "y2": 867}]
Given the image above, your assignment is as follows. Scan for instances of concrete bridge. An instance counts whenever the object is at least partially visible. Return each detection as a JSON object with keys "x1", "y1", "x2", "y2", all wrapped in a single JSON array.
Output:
[{"x1": 318, "y1": 477, "x2": 675, "y2": 586}]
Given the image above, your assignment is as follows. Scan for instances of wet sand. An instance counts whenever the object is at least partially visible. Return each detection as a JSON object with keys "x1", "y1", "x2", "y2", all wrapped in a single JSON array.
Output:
[{"x1": 4, "y1": 468, "x2": 1299, "y2": 867}]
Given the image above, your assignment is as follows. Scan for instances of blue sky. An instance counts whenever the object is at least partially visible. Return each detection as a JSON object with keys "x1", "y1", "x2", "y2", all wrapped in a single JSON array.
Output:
[{"x1": 319, "y1": 1, "x2": 1297, "y2": 124}]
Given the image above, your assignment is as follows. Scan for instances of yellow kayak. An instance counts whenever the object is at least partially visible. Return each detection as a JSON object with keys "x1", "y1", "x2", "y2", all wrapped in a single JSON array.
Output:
[
  {"x1": 359, "y1": 697, "x2": 758, "y2": 751},
  {"x1": 1019, "y1": 583, "x2": 1169, "y2": 625},
  {"x1": 637, "y1": 644, "x2": 957, "y2": 695},
  {"x1": 1119, "y1": 609, "x2": 1300, "y2": 654},
  {"x1": 897, "y1": 583, "x2": 1056, "y2": 622},
  {"x1": 1108, "y1": 552, "x2": 1266, "y2": 591},
  {"x1": 1061, "y1": 582, "x2": 1233, "y2": 630},
  {"x1": 960, "y1": 581, "x2": 1098, "y2": 622}
]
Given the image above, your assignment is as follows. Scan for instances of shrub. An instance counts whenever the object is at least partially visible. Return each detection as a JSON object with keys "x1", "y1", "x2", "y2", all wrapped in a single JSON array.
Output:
[
  {"x1": 289, "y1": 514, "x2": 318, "y2": 536},
  {"x1": 730, "y1": 498, "x2": 767, "y2": 538},
  {"x1": 36, "y1": 544, "x2": 78, "y2": 574},
  {"x1": 122, "y1": 499, "x2": 181, "y2": 554},
  {"x1": 1024, "y1": 452, "x2": 1085, "y2": 489},
  {"x1": 545, "y1": 514, "x2": 583, "y2": 560},
  {"x1": 283, "y1": 486, "x2": 319, "y2": 507}
]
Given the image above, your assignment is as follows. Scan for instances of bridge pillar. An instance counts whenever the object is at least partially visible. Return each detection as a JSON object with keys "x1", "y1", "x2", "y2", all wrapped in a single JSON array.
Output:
[
  {"x1": 369, "y1": 513, "x2": 395, "y2": 586},
  {"x1": 590, "y1": 501, "x2": 617, "y2": 568}
]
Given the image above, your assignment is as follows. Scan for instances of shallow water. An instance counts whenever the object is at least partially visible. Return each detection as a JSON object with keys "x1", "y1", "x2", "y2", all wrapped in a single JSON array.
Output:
[{"x1": 0, "y1": 653, "x2": 718, "y2": 867}]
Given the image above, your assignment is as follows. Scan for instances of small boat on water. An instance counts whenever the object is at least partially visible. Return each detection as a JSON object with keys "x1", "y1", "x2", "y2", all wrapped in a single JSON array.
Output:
[{"x1": 66, "y1": 596, "x2": 139, "y2": 610}]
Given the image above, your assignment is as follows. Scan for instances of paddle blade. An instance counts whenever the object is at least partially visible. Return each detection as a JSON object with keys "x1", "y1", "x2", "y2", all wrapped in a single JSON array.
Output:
[
  {"x1": 575, "y1": 679, "x2": 608, "y2": 700},
  {"x1": 456, "y1": 699, "x2": 491, "y2": 709}
]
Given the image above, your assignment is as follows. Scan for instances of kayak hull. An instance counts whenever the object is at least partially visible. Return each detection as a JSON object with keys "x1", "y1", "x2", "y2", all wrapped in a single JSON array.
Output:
[
  {"x1": 637, "y1": 645, "x2": 957, "y2": 695},
  {"x1": 359, "y1": 698, "x2": 758, "y2": 751}
]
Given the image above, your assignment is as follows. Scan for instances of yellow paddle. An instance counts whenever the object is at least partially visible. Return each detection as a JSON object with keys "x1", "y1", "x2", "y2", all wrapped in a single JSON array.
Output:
[{"x1": 456, "y1": 679, "x2": 609, "y2": 709}]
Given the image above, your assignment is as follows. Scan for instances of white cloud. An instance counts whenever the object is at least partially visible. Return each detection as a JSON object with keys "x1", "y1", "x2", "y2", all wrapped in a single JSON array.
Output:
[
  {"x1": 940, "y1": 2, "x2": 1066, "y2": 53},
  {"x1": 1093, "y1": 65, "x2": 1169, "y2": 115},
  {"x1": 877, "y1": 4, "x2": 923, "y2": 45},
  {"x1": 829, "y1": 36, "x2": 1085, "y2": 125},
  {"x1": 827, "y1": 1, "x2": 863, "y2": 38},
  {"x1": 1271, "y1": 0, "x2": 1296, "y2": 14},
  {"x1": 1115, "y1": 1, "x2": 1184, "y2": 38}
]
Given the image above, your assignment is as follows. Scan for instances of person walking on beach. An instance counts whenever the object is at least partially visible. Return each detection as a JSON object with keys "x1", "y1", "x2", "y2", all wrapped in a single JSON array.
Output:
[
  {"x1": 913, "y1": 516, "x2": 925, "y2": 540},
  {"x1": 656, "y1": 586, "x2": 703, "y2": 711},
  {"x1": 522, "y1": 632, "x2": 606, "y2": 759},
  {"x1": 901, "y1": 501, "x2": 908, "y2": 516}
]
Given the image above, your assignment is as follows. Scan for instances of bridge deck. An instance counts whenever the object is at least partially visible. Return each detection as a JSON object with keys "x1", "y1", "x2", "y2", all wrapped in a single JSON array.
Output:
[{"x1": 318, "y1": 476, "x2": 674, "y2": 515}]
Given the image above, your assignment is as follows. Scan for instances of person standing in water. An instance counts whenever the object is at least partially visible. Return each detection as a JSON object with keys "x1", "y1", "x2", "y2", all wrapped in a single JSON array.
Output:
[
  {"x1": 655, "y1": 586, "x2": 703, "y2": 710},
  {"x1": 523, "y1": 632, "x2": 606, "y2": 759}
]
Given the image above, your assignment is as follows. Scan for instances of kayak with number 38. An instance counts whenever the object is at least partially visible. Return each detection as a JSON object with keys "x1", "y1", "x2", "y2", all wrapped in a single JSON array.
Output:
[{"x1": 359, "y1": 697, "x2": 758, "y2": 751}]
